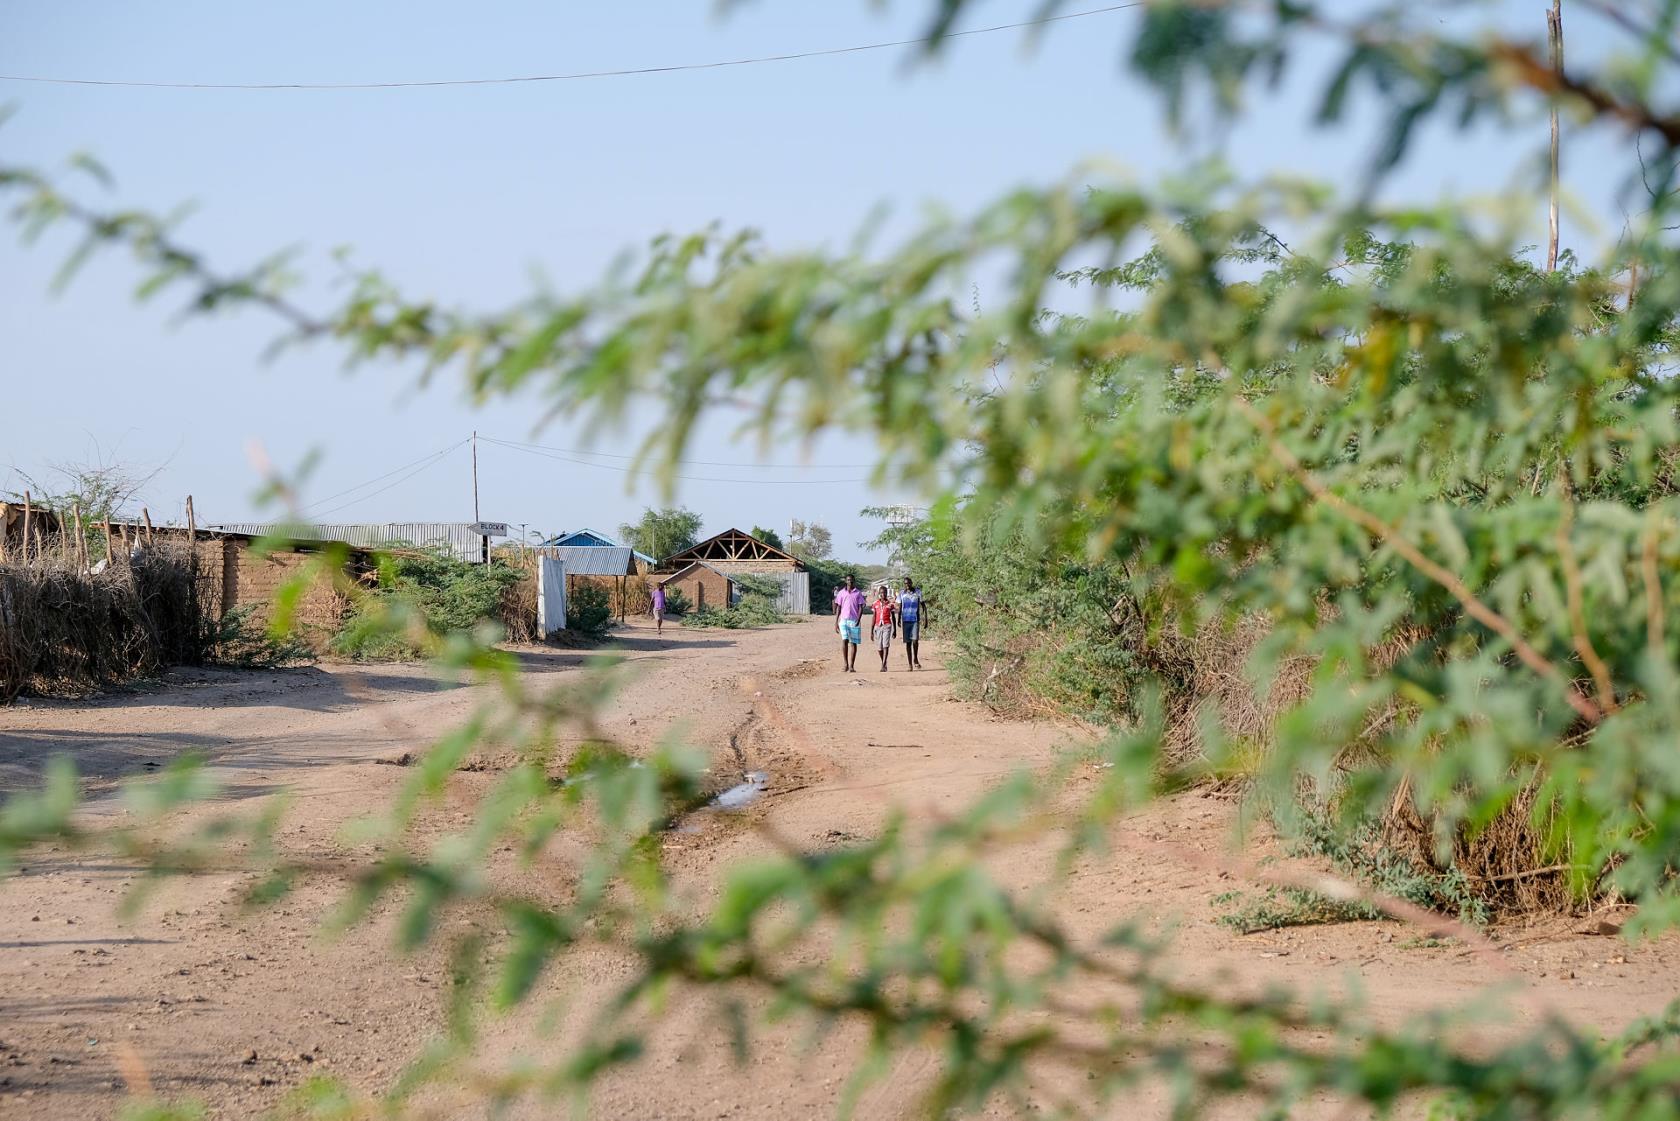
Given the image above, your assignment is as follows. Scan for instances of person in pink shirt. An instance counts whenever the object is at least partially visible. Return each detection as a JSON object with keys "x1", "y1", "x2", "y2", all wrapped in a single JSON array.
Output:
[
  {"x1": 651, "y1": 582, "x2": 668, "y2": 635},
  {"x1": 832, "y1": 574, "x2": 866, "y2": 673}
]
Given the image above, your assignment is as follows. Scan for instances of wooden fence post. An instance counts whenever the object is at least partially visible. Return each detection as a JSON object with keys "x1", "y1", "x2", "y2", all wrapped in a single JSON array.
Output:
[
  {"x1": 1546, "y1": 0, "x2": 1563, "y2": 272},
  {"x1": 72, "y1": 502, "x2": 86, "y2": 572},
  {"x1": 142, "y1": 507, "x2": 155, "y2": 545},
  {"x1": 183, "y1": 495, "x2": 200, "y2": 630},
  {"x1": 20, "y1": 492, "x2": 32, "y2": 566}
]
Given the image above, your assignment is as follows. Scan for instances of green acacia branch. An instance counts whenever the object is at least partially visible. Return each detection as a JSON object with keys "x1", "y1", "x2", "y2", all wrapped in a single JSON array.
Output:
[{"x1": 1234, "y1": 396, "x2": 1608, "y2": 725}]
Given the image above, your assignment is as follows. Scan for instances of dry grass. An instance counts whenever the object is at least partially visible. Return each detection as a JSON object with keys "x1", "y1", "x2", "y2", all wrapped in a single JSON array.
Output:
[
  {"x1": 499, "y1": 565, "x2": 540, "y2": 644},
  {"x1": 1159, "y1": 612, "x2": 1317, "y2": 770},
  {"x1": 1382, "y1": 771, "x2": 1580, "y2": 917},
  {"x1": 1153, "y1": 611, "x2": 1584, "y2": 917}
]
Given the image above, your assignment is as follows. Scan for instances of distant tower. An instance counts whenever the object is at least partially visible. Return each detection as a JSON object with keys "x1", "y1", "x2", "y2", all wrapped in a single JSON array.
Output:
[
  {"x1": 883, "y1": 504, "x2": 925, "y2": 573},
  {"x1": 885, "y1": 504, "x2": 921, "y2": 530}
]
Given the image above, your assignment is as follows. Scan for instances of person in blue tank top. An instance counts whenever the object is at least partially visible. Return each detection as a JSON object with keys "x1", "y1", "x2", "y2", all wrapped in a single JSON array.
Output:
[{"x1": 898, "y1": 576, "x2": 926, "y2": 671}]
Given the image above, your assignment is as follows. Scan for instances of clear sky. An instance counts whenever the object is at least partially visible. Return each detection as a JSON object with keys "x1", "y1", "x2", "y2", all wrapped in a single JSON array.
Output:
[{"x1": 0, "y1": 2, "x2": 1642, "y2": 558}]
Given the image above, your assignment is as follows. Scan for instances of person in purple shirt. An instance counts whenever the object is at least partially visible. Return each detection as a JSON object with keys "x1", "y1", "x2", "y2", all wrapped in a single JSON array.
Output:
[
  {"x1": 832, "y1": 573, "x2": 866, "y2": 673},
  {"x1": 651, "y1": 581, "x2": 668, "y2": 636}
]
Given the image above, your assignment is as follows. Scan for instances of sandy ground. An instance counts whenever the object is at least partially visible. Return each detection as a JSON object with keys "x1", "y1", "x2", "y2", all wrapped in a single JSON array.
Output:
[{"x1": 1, "y1": 617, "x2": 1676, "y2": 1119}]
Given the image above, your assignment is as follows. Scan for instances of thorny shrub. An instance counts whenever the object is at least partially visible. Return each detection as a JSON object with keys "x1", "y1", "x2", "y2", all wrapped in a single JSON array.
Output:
[
  {"x1": 204, "y1": 604, "x2": 316, "y2": 670},
  {"x1": 681, "y1": 575, "x2": 787, "y2": 629},
  {"x1": 565, "y1": 579, "x2": 615, "y2": 637},
  {"x1": 331, "y1": 547, "x2": 523, "y2": 661}
]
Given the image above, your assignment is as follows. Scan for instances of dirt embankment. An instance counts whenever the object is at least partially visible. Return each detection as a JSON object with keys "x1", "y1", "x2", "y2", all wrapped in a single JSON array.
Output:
[{"x1": 1, "y1": 618, "x2": 1676, "y2": 1119}]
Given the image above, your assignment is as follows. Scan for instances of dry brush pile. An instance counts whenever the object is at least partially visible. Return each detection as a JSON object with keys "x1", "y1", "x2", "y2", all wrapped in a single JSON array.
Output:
[{"x1": 0, "y1": 538, "x2": 216, "y2": 699}]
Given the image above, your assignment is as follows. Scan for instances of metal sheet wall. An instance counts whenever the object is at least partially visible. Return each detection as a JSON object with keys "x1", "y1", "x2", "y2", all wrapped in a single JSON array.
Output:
[{"x1": 730, "y1": 570, "x2": 808, "y2": 615}]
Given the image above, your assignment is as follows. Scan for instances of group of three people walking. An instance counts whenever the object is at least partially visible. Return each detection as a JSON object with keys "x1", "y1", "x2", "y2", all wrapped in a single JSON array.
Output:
[
  {"x1": 833, "y1": 574, "x2": 924, "y2": 673},
  {"x1": 649, "y1": 571, "x2": 924, "y2": 675}
]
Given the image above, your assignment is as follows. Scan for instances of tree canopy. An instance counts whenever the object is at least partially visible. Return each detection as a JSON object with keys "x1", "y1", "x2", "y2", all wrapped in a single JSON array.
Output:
[
  {"x1": 787, "y1": 518, "x2": 832, "y2": 560},
  {"x1": 618, "y1": 506, "x2": 702, "y2": 562}
]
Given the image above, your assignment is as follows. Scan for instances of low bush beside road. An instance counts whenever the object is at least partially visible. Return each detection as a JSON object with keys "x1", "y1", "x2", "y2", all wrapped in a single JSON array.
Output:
[
  {"x1": 331, "y1": 546, "x2": 524, "y2": 661},
  {"x1": 681, "y1": 575, "x2": 785, "y2": 629}
]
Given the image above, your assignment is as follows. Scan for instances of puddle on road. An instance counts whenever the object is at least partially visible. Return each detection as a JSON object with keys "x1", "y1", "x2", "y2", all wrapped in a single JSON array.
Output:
[
  {"x1": 666, "y1": 771, "x2": 774, "y2": 837},
  {"x1": 709, "y1": 770, "x2": 769, "y2": 810}
]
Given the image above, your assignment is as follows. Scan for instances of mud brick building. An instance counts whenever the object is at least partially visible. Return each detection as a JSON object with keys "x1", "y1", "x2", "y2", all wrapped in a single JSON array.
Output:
[{"x1": 655, "y1": 528, "x2": 810, "y2": 614}]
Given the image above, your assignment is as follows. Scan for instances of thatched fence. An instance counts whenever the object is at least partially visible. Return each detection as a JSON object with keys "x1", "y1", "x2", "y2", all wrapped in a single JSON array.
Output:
[
  {"x1": 1, "y1": 544, "x2": 218, "y2": 700},
  {"x1": 0, "y1": 495, "x2": 222, "y2": 699}
]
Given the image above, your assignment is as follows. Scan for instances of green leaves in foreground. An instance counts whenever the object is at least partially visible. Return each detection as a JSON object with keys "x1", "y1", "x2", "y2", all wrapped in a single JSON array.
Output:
[{"x1": 9, "y1": 1, "x2": 1680, "y2": 1116}]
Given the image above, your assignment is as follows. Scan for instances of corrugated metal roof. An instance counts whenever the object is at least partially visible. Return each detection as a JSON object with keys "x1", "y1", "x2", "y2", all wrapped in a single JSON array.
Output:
[
  {"x1": 545, "y1": 528, "x2": 617, "y2": 547},
  {"x1": 534, "y1": 545, "x2": 636, "y2": 575},
  {"x1": 543, "y1": 529, "x2": 657, "y2": 566},
  {"x1": 210, "y1": 522, "x2": 490, "y2": 563}
]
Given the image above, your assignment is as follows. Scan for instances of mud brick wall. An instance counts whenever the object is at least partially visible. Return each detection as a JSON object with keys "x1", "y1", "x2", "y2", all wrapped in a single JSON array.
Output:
[
  {"x1": 185, "y1": 541, "x2": 352, "y2": 644},
  {"x1": 234, "y1": 547, "x2": 349, "y2": 636},
  {"x1": 662, "y1": 566, "x2": 730, "y2": 613}
]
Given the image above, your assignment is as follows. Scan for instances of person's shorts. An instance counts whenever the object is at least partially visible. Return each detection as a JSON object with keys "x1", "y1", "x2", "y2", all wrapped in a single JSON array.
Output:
[
  {"x1": 840, "y1": 620, "x2": 862, "y2": 644},
  {"x1": 875, "y1": 625, "x2": 892, "y2": 650},
  {"x1": 653, "y1": 609, "x2": 665, "y2": 623},
  {"x1": 901, "y1": 619, "x2": 920, "y2": 642}
]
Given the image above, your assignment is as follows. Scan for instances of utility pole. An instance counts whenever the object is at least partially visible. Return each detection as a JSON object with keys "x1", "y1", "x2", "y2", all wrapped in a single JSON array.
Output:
[
  {"x1": 472, "y1": 431, "x2": 487, "y2": 564},
  {"x1": 1546, "y1": 0, "x2": 1563, "y2": 272},
  {"x1": 471, "y1": 430, "x2": 481, "y2": 522}
]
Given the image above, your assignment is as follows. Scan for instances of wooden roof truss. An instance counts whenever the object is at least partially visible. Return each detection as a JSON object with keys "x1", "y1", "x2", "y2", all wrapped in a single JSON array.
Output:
[{"x1": 661, "y1": 527, "x2": 800, "y2": 568}]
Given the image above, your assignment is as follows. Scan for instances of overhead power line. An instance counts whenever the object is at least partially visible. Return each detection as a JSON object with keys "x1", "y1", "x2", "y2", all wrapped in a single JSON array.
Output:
[
  {"x1": 487, "y1": 434, "x2": 873, "y2": 470},
  {"x1": 0, "y1": 4, "x2": 1142, "y2": 91},
  {"x1": 480, "y1": 436, "x2": 872, "y2": 485},
  {"x1": 300, "y1": 438, "x2": 470, "y2": 514},
  {"x1": 306, "y1": 441, "x2": 466, "y2": 519}
]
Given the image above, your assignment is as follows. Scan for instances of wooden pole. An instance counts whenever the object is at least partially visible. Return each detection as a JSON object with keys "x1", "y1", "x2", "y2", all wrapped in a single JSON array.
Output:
[
  {"x1": 72, "y1": 502, "x2": 86, "y2": 572},
  {"x1": 20, "y1": 492, "x2": 32, "y2": 566},
  {"x1": 103, "y1": 517, "x2": 113, "y2": 566},
  {"x1": 182, "y1": 495, "x2": 200, "y2": 635},
  {"x1": 1546, "y1": 0, "x2": 1563, "y2": 272},
  {"x1": 142, "y1": 507, "x2": 155, "y2": 545}
]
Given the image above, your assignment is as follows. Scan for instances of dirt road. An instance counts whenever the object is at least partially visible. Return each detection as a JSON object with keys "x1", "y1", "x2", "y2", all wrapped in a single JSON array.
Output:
[{"x1": 2, "y1": 618, "x2": 1676, "y2": 1119}]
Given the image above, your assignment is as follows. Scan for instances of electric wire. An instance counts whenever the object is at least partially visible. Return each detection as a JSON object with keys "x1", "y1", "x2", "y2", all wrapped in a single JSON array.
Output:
[
  {"x1": 299, "y1": 437, "x2": 471, "y2": 514},
  {"x1": 484, "y1": 434, "x2": 873, "y2": 470},
  {"x1": 306, "y1": 442, "x2": 466, "y2": 519},
  {"x1": 479, "y1": 436, "x2": 872, "y2": 485},
  {"x1": 0, "y1": 4, "x2": 1142, "y2": 91}
]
